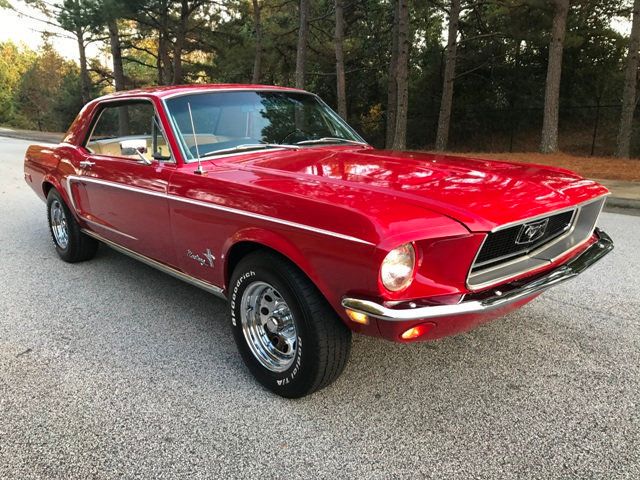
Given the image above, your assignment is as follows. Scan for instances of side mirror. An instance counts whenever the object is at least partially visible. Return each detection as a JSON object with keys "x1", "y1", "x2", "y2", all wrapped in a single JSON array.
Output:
[
  {"x1": 120, "y1": 139, "x2": 152, "y2": 165},
  {"x1": 120, "y1": 139, "x2": 147, "y2": 156}
]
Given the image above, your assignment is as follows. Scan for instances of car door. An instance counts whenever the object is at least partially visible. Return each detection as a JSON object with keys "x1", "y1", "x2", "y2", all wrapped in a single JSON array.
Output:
[{"x1": 69, "y1": 99, "x2": 177, "y2": 265}]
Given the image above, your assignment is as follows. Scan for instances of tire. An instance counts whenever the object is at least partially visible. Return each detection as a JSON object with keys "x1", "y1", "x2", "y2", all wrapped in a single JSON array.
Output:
[
  {"x1": 46, "y1": 188, "x2": 98, "y2": 263},
  {"x1": 229, "y1": 251, "x2": 352, "y2": 398}
]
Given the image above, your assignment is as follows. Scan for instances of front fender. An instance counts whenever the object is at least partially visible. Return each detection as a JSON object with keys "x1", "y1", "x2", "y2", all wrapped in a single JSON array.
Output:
[
  {"x1": 222, "y1": 227, "x2": 334, "y2": 302},
  {"x1": 221, "y1": 226, "x2": 380, "y2": 336}
]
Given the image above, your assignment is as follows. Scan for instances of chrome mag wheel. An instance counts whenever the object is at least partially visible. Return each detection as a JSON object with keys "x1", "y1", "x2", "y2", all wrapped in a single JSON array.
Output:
[
  {"x1": 240, "y1": 281, "x2": 297, "y2": 373},
  {"x1": 50, "y1": 199, "x2": 69, "y2": 249}
]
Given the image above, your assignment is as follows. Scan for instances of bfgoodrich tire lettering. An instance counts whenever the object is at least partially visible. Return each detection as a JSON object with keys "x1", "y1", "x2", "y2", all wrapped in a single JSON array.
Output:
[
  {"x1": 229, "y1": 251, "x2": 352, "y2": 398},
  {"x1": 46, "y1": 188, "x2": 98, "y2": 263}
]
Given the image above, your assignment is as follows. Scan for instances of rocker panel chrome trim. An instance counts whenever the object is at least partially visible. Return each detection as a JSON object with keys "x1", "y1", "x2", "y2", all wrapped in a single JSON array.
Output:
[{"x1": 81, "y1": 229, "x2": 226, "y2": 299}]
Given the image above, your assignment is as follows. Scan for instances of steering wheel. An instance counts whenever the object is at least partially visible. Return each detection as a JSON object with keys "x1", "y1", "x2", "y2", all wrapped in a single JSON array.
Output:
[{"x1": 280, "y1": 128, "x2": 315, "y2": 144}]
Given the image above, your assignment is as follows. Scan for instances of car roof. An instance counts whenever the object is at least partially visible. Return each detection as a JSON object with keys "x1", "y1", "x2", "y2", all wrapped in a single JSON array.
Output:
[{"x1": 93, "y1": 83, "x2": 309, "y2": 102}]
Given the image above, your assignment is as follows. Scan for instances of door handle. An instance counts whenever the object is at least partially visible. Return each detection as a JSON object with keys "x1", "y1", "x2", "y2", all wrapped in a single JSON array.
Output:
[{"x1": 79, "y1": 160, "x2": 95, "y2": 169}]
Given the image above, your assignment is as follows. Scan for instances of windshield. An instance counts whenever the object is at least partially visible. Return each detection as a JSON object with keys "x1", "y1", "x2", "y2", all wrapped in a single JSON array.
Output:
[{"x1": 164, "y1": 91, "x2": 366, "y2": 160}]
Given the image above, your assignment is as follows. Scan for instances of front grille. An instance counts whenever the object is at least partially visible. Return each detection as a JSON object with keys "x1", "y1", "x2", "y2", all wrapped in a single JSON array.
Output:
[
  {"x1": 467, "y1": 196, "x2": 606, "y2": 290},
  {"x1": 473, "y1": 210, "x2": 575, "y2": 270}
]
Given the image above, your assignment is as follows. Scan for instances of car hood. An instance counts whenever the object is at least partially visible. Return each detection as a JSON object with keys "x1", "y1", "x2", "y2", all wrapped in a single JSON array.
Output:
[{"x1": 227, "y1": 147, "x2": 609, "y2": 232}]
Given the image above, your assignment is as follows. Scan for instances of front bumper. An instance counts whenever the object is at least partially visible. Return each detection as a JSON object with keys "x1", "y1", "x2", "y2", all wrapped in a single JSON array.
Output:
[{"x1": 342, "y1": 228, "x2": 613, "y2": 327}]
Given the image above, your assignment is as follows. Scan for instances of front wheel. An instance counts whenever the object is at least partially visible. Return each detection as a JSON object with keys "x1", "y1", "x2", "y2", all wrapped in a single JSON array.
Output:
[{"x1": 229, "y1": 251, "x2": 352, "y2": 398}]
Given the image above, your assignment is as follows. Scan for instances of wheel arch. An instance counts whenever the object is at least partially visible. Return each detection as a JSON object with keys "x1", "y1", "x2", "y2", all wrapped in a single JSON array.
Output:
[
  {"x1": 42, "y1": 180, "x2": 55, "y2": 197},
  {"x1": 42, "y1": 175, "x2": 83, "y2": 222},
  {"x1": 222, "y1": 229, "x2": 335, "y2": 309}
]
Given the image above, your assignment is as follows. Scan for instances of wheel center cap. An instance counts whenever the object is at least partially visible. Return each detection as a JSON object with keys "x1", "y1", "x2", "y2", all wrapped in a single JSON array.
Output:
[{"x1": 266, "y1": 317, "x2": 280, "y2": 333}]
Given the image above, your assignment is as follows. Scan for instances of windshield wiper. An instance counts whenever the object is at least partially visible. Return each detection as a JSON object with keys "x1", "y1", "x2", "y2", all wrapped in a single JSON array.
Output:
[
  {"x1": 201, "y1": 143, "x2": 300, "y2": 157},
  {"x1": 295, "y1": 137, "x2": 368, "y2": 146}
]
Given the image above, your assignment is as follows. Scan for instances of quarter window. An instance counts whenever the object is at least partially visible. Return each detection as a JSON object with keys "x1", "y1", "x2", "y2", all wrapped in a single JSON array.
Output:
[{"x1": 86, "y1": 101, "x2": 172, "y2": 162}]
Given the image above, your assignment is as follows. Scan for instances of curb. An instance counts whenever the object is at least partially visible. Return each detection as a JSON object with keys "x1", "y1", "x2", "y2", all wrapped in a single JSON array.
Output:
[
  {"x1": 605, "y1": 196, "x2": 640, "y2": 211},
  {"x1": 0, "y1": 130, "x2": 62, "y2": 144}
]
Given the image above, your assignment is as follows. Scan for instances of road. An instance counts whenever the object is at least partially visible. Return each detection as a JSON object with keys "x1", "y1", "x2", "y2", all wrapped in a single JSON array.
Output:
[{"x1": 1, "y1": 137, "x2": 638, "y2": 479}]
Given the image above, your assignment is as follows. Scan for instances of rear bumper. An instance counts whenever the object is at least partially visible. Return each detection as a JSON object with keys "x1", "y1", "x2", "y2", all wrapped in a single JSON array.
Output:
[{"x1": 341, "y1": 228, "x2": 613, "y2": 338}]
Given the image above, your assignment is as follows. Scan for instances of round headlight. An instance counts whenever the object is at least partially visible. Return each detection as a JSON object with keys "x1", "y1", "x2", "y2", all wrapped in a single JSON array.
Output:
[{"x1": 380, "y1": 243, "x2": 416, "y2": 292}]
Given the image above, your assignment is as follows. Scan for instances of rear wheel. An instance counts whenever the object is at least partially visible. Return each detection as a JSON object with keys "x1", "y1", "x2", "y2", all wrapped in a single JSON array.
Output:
[
  {"x1": 46, "y1": 188, "x2": 98, "y2": 262},
  {"x1": 229, "y1": 251, "x2": 352, "y2": 398}
]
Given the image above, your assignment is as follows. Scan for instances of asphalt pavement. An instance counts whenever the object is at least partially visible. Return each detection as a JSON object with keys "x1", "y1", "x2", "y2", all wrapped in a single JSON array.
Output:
[{"x1": 1, "y1": 137, "x2": 638, "y2": 479}]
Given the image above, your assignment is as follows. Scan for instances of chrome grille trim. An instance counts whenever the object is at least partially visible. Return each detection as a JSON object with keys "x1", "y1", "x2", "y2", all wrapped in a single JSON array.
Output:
[
  {"x1": 471, "y1": 209, "x2": 577, "y2": 269},
  {"x1": 467, "y1": 195, "x2": 607, "y2": 291}
]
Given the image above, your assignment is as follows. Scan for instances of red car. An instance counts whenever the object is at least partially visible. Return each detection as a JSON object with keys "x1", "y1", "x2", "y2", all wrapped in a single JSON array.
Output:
[{"x1": 24, "y1": 84, "x2": 613, "y2": 398}]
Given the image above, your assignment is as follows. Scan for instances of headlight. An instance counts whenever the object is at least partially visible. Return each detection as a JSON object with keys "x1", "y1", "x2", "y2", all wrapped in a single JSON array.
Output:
[{"x1": 380, "y1": 243, "x2": 416, "y2": 292}]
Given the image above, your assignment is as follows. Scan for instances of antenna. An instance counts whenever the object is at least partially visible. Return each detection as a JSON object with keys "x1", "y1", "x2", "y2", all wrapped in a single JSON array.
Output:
[{"x1": 187, "y1": 102, "x2": 206, "y2": 175}]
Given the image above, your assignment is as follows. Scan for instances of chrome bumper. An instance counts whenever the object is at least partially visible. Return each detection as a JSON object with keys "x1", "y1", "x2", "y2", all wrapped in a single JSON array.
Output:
[{"x1": 341, "y1": 228, "x2": 613, "y2": 322}]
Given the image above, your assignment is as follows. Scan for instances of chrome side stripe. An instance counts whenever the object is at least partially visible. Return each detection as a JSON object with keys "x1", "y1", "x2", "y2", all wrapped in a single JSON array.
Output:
[
  {"x1": 81, "y1": 229, "x2": 226, "y2": 299},
  {"x1": 171, "y1": 195, "x2": 374, "y2": 245},
  {"x1": 67, "y1": 175, "x2": 374, "y2": 246}
]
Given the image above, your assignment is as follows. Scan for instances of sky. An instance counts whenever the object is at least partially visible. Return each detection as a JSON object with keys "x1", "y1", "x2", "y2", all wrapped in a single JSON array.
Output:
[
  {"x1": 0, "y1": 3, "x2": 102, "y2": 61},
  {"x1": 0, "y1": 2, "x2": 634, "y2": 66}
]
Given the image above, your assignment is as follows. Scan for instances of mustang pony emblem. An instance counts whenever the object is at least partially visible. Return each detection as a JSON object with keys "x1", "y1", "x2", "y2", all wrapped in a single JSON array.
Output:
[
  {"x1": 516, "y1": 218, "x2": 549, "y2": 245},
  {"x1": 187, "y1": 248, "x2": 216, "y2": 268}
]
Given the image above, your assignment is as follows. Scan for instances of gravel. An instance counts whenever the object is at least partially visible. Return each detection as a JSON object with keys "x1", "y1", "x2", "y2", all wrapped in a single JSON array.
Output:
[{"x1": 1, "y1": 137, "x2": 638, "y2": 479}]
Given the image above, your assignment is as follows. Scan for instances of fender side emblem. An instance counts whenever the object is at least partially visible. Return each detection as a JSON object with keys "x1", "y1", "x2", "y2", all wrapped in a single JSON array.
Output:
[{"x1": 187, "y1": 248, "x2": 216, "y2": 268}]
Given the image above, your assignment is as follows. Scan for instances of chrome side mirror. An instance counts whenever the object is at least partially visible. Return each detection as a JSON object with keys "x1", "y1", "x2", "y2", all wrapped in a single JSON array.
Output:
[{"x1": 120, "y1": 139, "x2": 152, "y2": 165}]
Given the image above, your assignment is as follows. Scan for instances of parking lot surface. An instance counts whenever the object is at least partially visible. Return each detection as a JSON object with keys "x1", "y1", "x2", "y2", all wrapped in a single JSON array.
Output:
[{"x1": 1, "y1": 137, "x2": 638, "y2": 479}]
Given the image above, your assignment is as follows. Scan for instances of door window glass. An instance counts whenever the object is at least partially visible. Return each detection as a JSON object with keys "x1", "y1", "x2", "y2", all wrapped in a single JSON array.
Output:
[{"x1": 86, "y1": 102, "x2": 172, "y2": 162}]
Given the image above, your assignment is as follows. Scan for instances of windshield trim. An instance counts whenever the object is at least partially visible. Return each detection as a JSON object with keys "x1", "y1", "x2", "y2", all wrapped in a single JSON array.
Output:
[
  {"x1": 161, "y1": 87, "x2": 308, "y2": 100},
  {"x1": 161, "y1": 90, "x2": 369, "y2": 163}
]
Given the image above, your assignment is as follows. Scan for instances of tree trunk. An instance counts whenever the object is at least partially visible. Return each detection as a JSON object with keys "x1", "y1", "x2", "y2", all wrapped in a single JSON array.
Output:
[
  {"x1": 76, "y1": 29, "x2": 90, "y2": 103},
  {"x1": 108, "y1": 19, "x2": 125, "y2": 91},
  {"x1": 540, "y1": 0, "x2": 570, "y2": 153},
  {"x1": 157, "y1": 29, "x2": 167, "y2": 84},
  {"x1": 157, "y1": 5, "x2": 171, "y2": 85},
  {"x1": 385, "y1": 0, "x2": 399, "y2": 148},
  {"x1": 108, "y1": 19, "x2": 128, "y2": 135},
  {"x1": 295, "y1": 0, "x2": 310, "y2": 89},
  {"x1": 391, "y1": 0, "x2": 409, "y2": 150},
  {"x1": 334, "y1": 0, "x2": 347, "y2": 119},
  {"x1": 252, "y1": 0, "x2": 263, "y2": 83},
  {"x1": 615, "y1": 0, "x2": 640, "y2": 158},
  {"x1": 172, "y1": 0, "x2": 189, "y2": 85},
  {"x1": 435, "y1": 0, "x2": 461, "y2": 151}
]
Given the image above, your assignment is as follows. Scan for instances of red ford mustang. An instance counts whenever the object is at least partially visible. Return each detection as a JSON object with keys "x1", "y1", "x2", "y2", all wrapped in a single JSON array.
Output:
[{"x1": 24, "y1": 84, "x2": 613, "y2": 397}]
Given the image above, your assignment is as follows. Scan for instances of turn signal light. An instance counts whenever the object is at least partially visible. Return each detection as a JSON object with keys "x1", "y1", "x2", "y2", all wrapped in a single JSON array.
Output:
[
  {"x1": 346, "y1": 309, "x2": 369, "y2": 325},
  {"x1": 400, "y1": 323, "x2": 434, "y2": 341}
]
